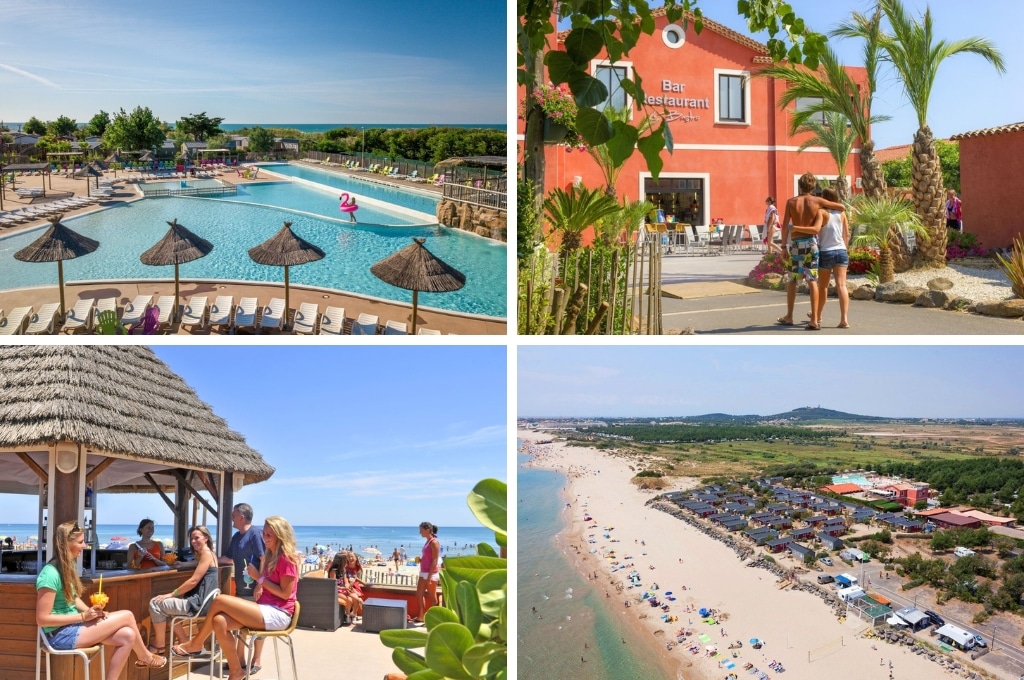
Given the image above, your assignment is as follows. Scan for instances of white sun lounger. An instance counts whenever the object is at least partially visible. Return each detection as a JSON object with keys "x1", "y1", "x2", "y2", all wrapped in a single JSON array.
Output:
[
  {"x1": 232, "y1": 297, "x2": 258, "y2": 333},
  {"x1": 317, "y1": 306, "x2": 346, "y2": 335},
  {"x1": 120, "y1": 295, "x2": 152, "y2": 325},
  {"x1": 62, "y1": 298, "x2": 96, "y2": 333},
  {"x1": 383, "y1": 319, "x2": 407, "y2": 335},
  {"x1": 180, "y1": 296, "x2": 208, "y2": 331},
  {"x1": 416, "y1": 327, "x2": 441, "y2": 335},
  {"x1": 351, "y1": 313, "x2": 379, "y2": 335},
  {"x1": 154, "y1": 295, "x2": 177, "y2": 327},
  {"x1": 0, "y1": 306, "x2": 32, "y2": 335},
  {"x1": 292, "y1": 302, "x2": 319, "y2": 334},
  {"x1": 208, "y1": 296, "x2": 233, "y2": 331},
  {"x1": 258, "y1": 298, "x2": 285, "y2": 332},
  {"x1": 25, "y1": 302, "x2": 61, "y2": 334}
]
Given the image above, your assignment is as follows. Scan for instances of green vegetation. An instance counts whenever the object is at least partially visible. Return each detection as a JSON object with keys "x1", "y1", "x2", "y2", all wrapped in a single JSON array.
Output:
[
  {"x1": 585, "y1": 424, "x2": 843, "y2": 444},
  {"x1": 103, "y1": 106, "x2": 166, "y2": 152},
  {"x1": 635, "y1": 470, "x2": 663, "y2": 478},
  {"x1": 175, "y1": 112, "x2": 224, "y2": 142},
  {"x1": 881, "y1": 139, "x2": 960, "y2": 192}
]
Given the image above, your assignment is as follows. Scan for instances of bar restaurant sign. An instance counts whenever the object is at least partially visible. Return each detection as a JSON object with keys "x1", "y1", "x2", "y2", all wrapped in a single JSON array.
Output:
[{"x1": 645, "y1": 79, "x2": 708, "y2": 124}]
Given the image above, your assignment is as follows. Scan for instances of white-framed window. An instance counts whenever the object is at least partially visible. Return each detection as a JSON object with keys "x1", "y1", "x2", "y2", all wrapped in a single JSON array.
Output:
[
  {"x1": 794, "y1": 97, "x2": 828, "y2": 125},
  {"x1": 591, "y1": 60, "x2": 633, "y2": 113},
  {"x1": 714, "y1": 69, "x2": 750, "y2": 126},
  {"x1": 662, "y1": 24, "x2": 686, "y2": 49}
]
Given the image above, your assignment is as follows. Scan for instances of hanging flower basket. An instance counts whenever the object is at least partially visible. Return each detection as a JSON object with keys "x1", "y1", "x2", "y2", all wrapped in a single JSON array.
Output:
[{"x1": 544, "y1": 118, "x2": 569, "y2": 145}]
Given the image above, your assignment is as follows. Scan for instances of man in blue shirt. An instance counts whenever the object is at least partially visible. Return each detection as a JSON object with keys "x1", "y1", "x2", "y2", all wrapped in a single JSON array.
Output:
[{"x1": 219, "y1": 503, "x2": 265, "y2": 673}]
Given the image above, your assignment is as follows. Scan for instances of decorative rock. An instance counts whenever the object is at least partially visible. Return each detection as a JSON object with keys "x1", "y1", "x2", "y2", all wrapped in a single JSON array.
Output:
[
  {"x1": 850, "y1": 284, "x2": 876, "y2": 300},
  {"x1": 875, "y1": 281, "x2": 928, "y2": 303},
  {"x1": 973, "y1": 299, "x2": 1024, "y2": 318},
  {"x1": 914, "y1": 290, "x2": 955, "y2": 308},
  {"x1": 927, "y1": 277, "x2": 954, "y2": 291},
  {"x1": 943, "y1": 297, "x2": 972, "y2": 311}
]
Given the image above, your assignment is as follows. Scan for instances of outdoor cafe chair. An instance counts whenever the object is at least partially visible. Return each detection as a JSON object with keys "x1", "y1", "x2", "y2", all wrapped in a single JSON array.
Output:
[
  {"x1": 168, "y1": 588, "x2": 222, "y2": 680},
  {"x1": 692, "y1": 224, "x2": 711, "y2": 255},
  {"x1": 236, "y1": 602, "x2": 300, "y2": 680},
  {"x1": 747, "y1": 225, "x2": 764, "y2": 253},
  {"x1": 37, "y1": 626, "x2": 106, "y2": 680}
]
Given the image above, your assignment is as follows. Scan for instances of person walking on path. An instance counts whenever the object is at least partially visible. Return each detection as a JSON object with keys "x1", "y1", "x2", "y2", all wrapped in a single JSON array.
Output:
[
  {"x1": 946, "y1": 189, "x2": 963, "y2": 232},
  {"x1": 763, "y1": 197, "x2": 782, "y2": 255},
  {"x1": 812, "y1": 187, "x2": 851, "y2": 328},
  {"x1": 776, "y1": 173, "x2": 846, "y2": 331}
]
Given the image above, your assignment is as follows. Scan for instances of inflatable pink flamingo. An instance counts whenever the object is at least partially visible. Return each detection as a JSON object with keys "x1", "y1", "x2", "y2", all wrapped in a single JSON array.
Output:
[{"x1": 339, "y1": 193, "x2": 359, "y2": 222}]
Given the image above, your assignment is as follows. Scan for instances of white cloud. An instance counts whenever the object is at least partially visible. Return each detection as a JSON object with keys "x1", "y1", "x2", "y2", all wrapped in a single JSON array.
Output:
[{"x1": 0, "y1": 63, "x2": 60, "y2": 89}]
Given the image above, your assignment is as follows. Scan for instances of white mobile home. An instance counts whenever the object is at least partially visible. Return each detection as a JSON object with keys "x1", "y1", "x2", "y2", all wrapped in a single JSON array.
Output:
[{"x1": 935, "y1": 624, "x2": 976, "y2": 651}]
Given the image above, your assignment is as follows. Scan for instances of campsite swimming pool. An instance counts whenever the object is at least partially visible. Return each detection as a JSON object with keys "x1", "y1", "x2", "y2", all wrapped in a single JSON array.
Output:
[
  {"x1": 0, "y1": 193, "x2": 506, "y2": 318},
  {"x1": 260, "y1": 163, "x2": 441, "y2": 216},
  {"x1": 832, "y1": 474, "x2": 871, "y2": 487}
]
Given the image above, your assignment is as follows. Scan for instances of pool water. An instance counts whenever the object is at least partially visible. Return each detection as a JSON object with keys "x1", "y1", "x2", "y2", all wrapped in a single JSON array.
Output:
[
  {"x1": 0, "y1": 196, "x2": 506, "y2": 318},
  {"x1": 262, "y1": 163, "x2": 440, "y2": 216},
  {"x1": 223, "y1": 182, "x2": 427, "y2": 227},
  {"x1": 832, "y1": 474, "x2": 871, "y2": 487},
  {"x1": 139, "y1": 178, "x2": 225, "y2": 193}
]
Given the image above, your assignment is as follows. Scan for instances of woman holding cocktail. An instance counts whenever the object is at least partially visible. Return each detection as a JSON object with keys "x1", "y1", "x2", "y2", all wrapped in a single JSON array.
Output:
[
  {"x1": 146, "y1": 525, "x2": 220, "y2": 655},
  {"x1": 35, "y1": 520, "x2": 166, "y2": 677},
  {"x1": 172, "y1": 516, "x2": 299, "y2": 680}
]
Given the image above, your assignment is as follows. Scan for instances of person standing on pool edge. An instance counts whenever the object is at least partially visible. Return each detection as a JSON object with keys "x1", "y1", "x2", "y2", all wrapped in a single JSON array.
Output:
[
  {"x1": 776, "y1": 173, "x2": 845, "y2": 331},
  {"x1": 218, "y1": 503, "x2": 265, "y2": 674}
]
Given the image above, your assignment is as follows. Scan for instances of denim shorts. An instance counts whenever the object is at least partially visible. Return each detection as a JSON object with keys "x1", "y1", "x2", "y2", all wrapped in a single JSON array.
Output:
[
  {"x1": 819, "y1": 248, "x2": 849, "y2": 270},
  {"x1": 47, "y1": 623, "x2": 83, "y2": 650}
]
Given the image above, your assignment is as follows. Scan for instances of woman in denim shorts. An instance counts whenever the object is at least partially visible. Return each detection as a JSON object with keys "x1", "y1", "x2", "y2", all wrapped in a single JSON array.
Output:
[
  {"x1": 36, "y1": 520, "x2": 167, "y2": 675},
  {"x1": 813, "y1": 187, "x2": 851, "y2": 328}
]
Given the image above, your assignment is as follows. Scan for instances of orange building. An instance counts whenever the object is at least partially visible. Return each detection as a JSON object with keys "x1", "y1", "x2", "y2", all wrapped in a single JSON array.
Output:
[
  {"x1": 519, "y1": 10, "x2": 868, "y2": 234},
  {"x1": 950, "y1": 122, "x2": 1024, "y2": 249},
  {"x1": 882, "y1": 482, "x2": 929, "y2": 508}
]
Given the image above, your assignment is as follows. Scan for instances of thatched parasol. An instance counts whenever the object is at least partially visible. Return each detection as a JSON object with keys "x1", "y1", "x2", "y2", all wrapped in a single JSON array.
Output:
[
  {"x1": 370, "y1": 237, "x2": 465, "y2": 333},
  {"x1": 13, "y1": 215, "x2": 99, "y2": 320},
  {"x1": 105, "y1": 150, "x2": 123, "y2": 177},
  {"x1": 0, "y1": 346, "x2": 275, "y2": 495},
  {"x1": 139, "y1": 218, "x2": 214, "y2": 323},
  {"x1": 75, "y1": 163, "x2": 103, "y2": 195},
  {"x1": 247, "y1": 221, "x2": 325, "y2": 329}
]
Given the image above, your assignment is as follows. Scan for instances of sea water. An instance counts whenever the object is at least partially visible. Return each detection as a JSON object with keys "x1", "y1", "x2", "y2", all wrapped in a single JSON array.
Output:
[{"x1": 518, "y1": 447, "x2": 672, "y2": 680}]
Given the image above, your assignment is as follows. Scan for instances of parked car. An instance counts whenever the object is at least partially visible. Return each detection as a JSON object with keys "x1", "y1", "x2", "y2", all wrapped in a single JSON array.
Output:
[
  {"x1": 924, "y1": 610, "x2": 945, "y2": 627},
  {"x1": 817, "y1": 574, "x2": 835, "y2": 585},
  {"x1": 819, "y1": 557, "x2": 833, "y2": 566},
  {"x1": 973, "y1": 634, "x2": 987, "y2": 648}
]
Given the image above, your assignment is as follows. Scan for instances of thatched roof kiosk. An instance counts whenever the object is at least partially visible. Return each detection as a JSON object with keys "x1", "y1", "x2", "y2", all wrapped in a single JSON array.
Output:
[{"x1": 0, "y1": 346, "x2": 274, "y2": 561}]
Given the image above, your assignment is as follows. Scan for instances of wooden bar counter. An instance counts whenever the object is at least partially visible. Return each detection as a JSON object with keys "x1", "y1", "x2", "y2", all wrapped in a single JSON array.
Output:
[{"x1": 1, "y1": 563, "x2": 231, "y2": 680}]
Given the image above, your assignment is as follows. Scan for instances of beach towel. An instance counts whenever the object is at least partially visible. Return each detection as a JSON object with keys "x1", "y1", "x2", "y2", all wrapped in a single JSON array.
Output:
[
  {"x1": 699, "y1": 634, "x2": 711, "y2": 644},
  {"x1": 724, "y1": 661, "x2": 736, "y2": 669}
]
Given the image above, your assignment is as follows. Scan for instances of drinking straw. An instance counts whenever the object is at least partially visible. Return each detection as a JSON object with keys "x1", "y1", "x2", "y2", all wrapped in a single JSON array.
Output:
[{"x1": 98, "y1": 573, "x2": 103, "y2": 594}]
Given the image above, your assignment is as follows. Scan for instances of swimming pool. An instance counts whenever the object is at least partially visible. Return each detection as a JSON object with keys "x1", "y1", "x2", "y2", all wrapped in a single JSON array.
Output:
[
  {"x1": 223, "y1": 182, "x2": 428, "y2": 227},
  {"x1": 261, "y1": 163, "x2": 440, "y2": 216},
  {"x1": 0, "y1": 196, "x2": 506, "y2": 318},
  {"x1": 832, "y1": 474, "x2": 871, "y2": 487}
]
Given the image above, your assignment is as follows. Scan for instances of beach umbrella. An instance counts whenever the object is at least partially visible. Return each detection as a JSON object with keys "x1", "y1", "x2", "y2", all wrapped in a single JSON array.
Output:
[
  {"x1": 247, "y1": 221, "x2": 325, "y2": 330},
  {"x1": 75, "y1": 163, "x2": 103, "y2": 195},
  {"x1": 139, "y1": 218, "x2": 214, "y2": 323},
  {"x1": 139, "y1": 149, "x2": 156, "y2": 170},
  {"x1": 369, "y1": 237, "x2": 465, "y2": 334},
  {"x1": 106, "y1": 150, "x2": 123, "y2": 177},
  {"x1": 13, "y1": 214, "x2": 99, "y2": 320}
]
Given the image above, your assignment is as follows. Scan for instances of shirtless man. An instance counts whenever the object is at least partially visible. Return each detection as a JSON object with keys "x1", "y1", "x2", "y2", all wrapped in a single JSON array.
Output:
[{"x1": 777, "y1": 172, "x2": 846, "y2": 330}]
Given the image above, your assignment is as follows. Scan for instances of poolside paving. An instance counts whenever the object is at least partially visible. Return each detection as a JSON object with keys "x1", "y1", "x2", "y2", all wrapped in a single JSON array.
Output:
[{"x1": 0, "y1": 166, "x2": 506, "y2": 335}]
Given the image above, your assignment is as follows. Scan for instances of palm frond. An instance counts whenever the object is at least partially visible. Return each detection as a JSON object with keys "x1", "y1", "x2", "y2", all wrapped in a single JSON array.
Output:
[{"x1": 795, "y1": 112, "x2": 857, "y2": 177}]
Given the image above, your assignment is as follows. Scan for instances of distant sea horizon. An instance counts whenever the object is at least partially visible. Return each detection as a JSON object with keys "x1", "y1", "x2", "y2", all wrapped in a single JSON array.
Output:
[{"x1": 3, "y1": 122, "x2": 506, "y2": 133}]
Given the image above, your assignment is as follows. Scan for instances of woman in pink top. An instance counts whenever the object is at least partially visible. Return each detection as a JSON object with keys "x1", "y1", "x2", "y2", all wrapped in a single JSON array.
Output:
[
  {"x1": 173, "y1": 516, "x2": 299, "y2": 680},
  {"x1": 414, "y1": 522, "x2": 440, "y2": 624}
]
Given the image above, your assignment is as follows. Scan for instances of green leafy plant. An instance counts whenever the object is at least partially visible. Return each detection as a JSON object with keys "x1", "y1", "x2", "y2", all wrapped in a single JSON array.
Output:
[
  {"x1": 543, "y1": 185, "x2": 621, "y2": 257},
  {"x1": 994, "y1": 233, "x2": 1024, "y2": 298},
  {"x1": 850, "y1": 194, "x2": 924, "y2": 283},
  {"x1": 380, "y1": 479, "x2": 507, "y2": 680}
]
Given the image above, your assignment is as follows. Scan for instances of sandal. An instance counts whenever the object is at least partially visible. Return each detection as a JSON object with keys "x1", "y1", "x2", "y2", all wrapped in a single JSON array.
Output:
[
  {"x1": 171, "y1": 644, "x2": 202, "y2": 658},
  {"x1": 837, "y1": 322, "x2": 850, "y2": 329},
  {"x1": 147, "y1": 644, "x2": 166, "y2": 655},
  {"x1": 135, "y1": 654, "x2": 168, "y2": 668},
  {"x1": 805, "y1": 323, "x2": 821, "y2": 331},
  {"x1": 775, "y1": 317, "x2": 795, "y2": 326}
]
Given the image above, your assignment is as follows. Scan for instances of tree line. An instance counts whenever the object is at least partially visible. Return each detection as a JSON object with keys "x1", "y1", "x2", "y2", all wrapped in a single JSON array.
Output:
[{"x1": 586, "y1": 424, "x2": 842, "y2": 444}]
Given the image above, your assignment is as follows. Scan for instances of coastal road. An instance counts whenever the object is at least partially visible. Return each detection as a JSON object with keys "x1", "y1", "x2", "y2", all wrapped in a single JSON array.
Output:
[
  {"x1": 867, "y1": 579, "x2": 1024, "y2": 679},
  {"x1": 661, "y1": 290, "x2": 1024, "y2": 335}
]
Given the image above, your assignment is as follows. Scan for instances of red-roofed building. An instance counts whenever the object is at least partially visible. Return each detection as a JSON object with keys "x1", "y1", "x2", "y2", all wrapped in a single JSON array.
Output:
[
  {"x1": 882, "y1": 483, "x2": 929, "y2": 508},
  {"x1": 821, "y1": 483, "x2": 864, "y2": 495},
  {"x1": 928, "y1": 512, "x2": 982, "y2": 530}
]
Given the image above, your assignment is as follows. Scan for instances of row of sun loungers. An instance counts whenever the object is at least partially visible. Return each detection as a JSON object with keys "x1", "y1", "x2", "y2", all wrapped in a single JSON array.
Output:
[
  {"x1": 1, "y1": 295, "x2": 445, "y2": 335},
  {"x1": 0, "y1": 196, "x2": 101, "y2": 226}
]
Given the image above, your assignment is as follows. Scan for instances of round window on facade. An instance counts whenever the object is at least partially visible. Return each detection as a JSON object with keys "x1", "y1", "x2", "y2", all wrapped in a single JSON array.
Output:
[{"x1": 662, "y1": 24, "x2": 685, "y2": 49}]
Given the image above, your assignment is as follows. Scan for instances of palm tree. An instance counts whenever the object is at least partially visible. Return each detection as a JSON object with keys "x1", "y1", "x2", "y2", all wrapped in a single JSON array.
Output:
[
  {"x1": 757, "y1": 45, "x2": 889, "y2": 198},
  {"x1": 877, "y1": 0, "x2": 1006, "y2": 267},
  {"x1": 830, "y1": 6, "x2": 887, "y2": 199},
  {"x1": 594, "y1": 197, "x2": 655, "y2": 248},
  {"x1": 794, "y1": 111, "x2": 857, "y2": 202},
  {"x1": 850, "y1": 194, "x2": 925, "y2": 283},
  {"x1": 543, "y1": 185, "x2": 621, "y2": 258}
]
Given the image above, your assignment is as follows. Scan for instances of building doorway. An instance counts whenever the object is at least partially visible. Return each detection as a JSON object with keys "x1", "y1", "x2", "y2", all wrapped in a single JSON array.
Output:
[{"x1": 644, "y1": 176, "x2": 706, "y2": 226}]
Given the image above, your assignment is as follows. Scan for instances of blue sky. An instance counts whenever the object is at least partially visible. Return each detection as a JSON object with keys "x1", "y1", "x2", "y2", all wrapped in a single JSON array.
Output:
[
  {"x1": 703, "y1": 0, "x2": 1022, "y2": 150},
  {"x1": 519, "y1": 346, "x2": 1024, "y2": 419},
  {"x1": 0, "y1": 0, "x2": 505, "y2": 125},
  {"x1": 0, "y1": 346, "x2": 507, "y2": 525}
]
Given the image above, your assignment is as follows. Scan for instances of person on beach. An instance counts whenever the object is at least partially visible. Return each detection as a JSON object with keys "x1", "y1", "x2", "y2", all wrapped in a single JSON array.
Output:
[
  {"x1": 343, "y1": 551, "x2": 366, "y2": 619},
  {"x1": 392, "y1": 547, "x2": 401, "y2": 570},
  {"x1": 812, "y1": 187, "x2": 851, "y2": 329},
  {"x1": 945, "y1": 189, "x2": 962, "y2": 232},
  {"x1": 218, "y1": 502, "x2": 266, "y2": 673},
  {"x1": 776, "y1": 172, "x2": 845, "y2": 330},
  {"x1": 127, "y1": 518, "x2": 167, "y2": 570},
  {"x1": 414, "y1": 522, "x2": 441, "y2": 624},
  {"x1": 327, "y1": 552, "x2": 357, "y2": 624},
  {"x1": 763, "y1": 197, "x2": 782, "y2": 255},
  {"x1": 173, "y1": 516, "x2": 299, "y2": 680},
  {"x1": 147, "y1": 525, "x2": 219, "y2": 656},
  {"x1": 37, "y1": 520, "x2": 167, "y2": 676}
]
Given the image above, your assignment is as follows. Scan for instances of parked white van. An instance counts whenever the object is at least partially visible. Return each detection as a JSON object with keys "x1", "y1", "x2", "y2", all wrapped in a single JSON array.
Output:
[{"x1": 954, "y1": 546, "x2": 976, "y2": 558}]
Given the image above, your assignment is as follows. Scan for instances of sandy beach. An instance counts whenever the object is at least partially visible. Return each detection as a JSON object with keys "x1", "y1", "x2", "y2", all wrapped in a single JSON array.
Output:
[{"x1": 520, "y1": 430, "x2": 970, "y2": 680}]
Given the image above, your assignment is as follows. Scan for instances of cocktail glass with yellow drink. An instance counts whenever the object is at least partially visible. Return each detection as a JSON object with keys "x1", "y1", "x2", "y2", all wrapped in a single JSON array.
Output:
[{"x1": 89, "y1": 574, "x2": 109, "y2": 609}]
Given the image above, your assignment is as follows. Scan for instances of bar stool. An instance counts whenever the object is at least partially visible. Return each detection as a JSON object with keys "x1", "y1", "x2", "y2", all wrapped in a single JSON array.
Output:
[
  {"x1": 169, "y1": 588, "x2": 223, "y2": 679},
  {"x1": 36, "y1": 627, "x2": 106, "y2": 680},
  {"x1": 237, "y1": 602, "x2": 301, "y2": 680}
]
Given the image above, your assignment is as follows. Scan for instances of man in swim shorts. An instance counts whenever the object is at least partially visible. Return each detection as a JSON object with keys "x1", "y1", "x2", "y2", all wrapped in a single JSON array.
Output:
[{"x1": 777, "y1": 172, "x2": 845, "y2": 330}]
